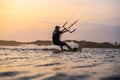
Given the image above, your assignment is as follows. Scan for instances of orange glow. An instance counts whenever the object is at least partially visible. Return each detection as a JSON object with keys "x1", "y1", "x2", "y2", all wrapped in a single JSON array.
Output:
[{"x1": 0, "y1": 0, "x2": 119, "y2": 42}]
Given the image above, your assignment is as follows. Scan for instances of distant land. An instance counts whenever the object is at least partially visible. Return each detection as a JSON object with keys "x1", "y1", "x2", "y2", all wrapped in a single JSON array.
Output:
[{"x1": 0, "y1": 40, "x2": 120, "y2": 48}]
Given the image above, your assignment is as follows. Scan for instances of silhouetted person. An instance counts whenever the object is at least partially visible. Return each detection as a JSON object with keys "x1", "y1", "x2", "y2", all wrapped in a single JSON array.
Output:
[{"x1": 52, "y1": 26, "x2": 74, "y2": 51}]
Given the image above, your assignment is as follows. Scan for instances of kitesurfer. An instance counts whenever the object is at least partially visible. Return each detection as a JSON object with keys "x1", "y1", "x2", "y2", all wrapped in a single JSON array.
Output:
[{"x1": 52, "y1": 26, "x2": 75, "y2": 51}]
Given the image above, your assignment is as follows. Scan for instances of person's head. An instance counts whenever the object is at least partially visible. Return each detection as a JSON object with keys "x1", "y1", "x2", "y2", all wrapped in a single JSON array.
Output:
[{"x1": 55, "y1": 26, "x2": 60, "y2": 30}]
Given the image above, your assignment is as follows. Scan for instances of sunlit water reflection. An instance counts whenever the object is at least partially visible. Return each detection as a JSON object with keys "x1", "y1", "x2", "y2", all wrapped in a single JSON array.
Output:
[{"x1": 0, "y1": 45, "x2": 120, "y2": 80}]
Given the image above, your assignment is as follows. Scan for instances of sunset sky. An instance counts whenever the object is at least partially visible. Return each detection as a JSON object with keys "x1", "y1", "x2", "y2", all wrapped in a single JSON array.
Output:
[{"x1": 0, "y1": 0, "x2": 120, "y2": 42}]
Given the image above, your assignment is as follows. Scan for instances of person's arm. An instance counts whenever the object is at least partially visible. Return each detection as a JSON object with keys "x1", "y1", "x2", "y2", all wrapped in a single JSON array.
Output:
[
  {"x1": 61, "y1": 28, "x2": 77, "y2": 33},
  {"x1": 61, "y1": 28, "x2": 69, "y2": 33}
]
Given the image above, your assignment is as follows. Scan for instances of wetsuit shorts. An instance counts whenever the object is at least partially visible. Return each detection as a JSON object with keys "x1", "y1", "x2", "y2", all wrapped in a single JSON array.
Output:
[{"x1": 54, "y1": 41, "x2": 66, "y2": 46}]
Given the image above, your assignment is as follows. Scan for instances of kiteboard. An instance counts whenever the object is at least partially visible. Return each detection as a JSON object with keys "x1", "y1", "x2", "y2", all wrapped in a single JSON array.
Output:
[{"x1": 52, "y1": 47, "x2": 82, "y2": 53}]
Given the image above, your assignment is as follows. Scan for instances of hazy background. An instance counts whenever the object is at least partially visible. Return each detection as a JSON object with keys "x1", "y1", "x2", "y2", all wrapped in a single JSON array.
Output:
[{"x1": 0, "y1": 0, "x2": 120, "y2": 42}]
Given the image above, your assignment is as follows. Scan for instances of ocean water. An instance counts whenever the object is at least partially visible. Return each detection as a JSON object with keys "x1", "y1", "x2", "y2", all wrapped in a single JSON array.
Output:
[{"x1": 0, "y1": 44, "x2": 120, "y2": 80}]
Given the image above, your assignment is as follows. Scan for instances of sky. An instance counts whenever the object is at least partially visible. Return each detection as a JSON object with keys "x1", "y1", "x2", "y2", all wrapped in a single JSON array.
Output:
[{"x1": 0, "y1": 0, "x2": 120, "y2": 43}]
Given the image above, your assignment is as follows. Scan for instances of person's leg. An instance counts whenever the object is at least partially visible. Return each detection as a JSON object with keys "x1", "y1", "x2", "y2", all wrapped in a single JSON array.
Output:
[
  {"x1": 65, "y1": 43, "x2": 73, "y2": 51},
  {"x1": 58, "y1": 41, "x2": 73, "y2": 51},
  {"x1": 60, "y1": 46, "x2": 64, "y2": 51}
]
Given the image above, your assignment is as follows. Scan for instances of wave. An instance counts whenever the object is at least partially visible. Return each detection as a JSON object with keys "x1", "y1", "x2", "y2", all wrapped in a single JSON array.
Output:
[{"x1": 0, "y1": 42, "x2": 79, "y2": 51}]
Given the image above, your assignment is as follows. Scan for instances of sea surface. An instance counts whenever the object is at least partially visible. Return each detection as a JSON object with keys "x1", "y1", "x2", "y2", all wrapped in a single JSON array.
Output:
[{"x1": 0, "y1": 44, "x2": 120, "y2": 80}]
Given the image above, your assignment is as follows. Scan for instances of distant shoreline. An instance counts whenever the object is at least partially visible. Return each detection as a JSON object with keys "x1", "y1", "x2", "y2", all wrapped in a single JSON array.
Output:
[{"x1": 0, "y1": 40, "x2": 120, "y2": 48}]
